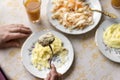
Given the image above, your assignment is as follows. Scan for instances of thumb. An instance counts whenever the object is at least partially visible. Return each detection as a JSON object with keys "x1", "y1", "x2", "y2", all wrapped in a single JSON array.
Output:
[
  {"x1": 51, "y1": 64, "x2": 56, "y2": 72},
  {"x1": 51, "y1": 64, "x2": 62, "y2": 76}
]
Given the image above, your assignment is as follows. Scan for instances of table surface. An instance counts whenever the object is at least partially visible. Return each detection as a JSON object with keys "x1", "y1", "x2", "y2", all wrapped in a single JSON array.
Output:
[{"x1": 0, "y1": 0, "x2": 120, "y2": 80}]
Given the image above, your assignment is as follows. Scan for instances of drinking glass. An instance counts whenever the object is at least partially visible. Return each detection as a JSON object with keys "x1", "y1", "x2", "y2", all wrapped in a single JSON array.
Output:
[
  {"x1": 111, "y1": 0, "x2": 120, "y2": 8},
  {"x1": 23, "y1": 0, "x2": 41, "y2": 23}
]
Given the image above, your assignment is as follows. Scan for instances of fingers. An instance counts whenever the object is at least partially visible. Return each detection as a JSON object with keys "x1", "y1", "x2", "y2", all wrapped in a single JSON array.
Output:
[
  {"x1": 50, "y1": 74, "x2": 58, "y2": 80},
  {"x1": 0, "y1": 24, "x2": 32, "y2": 48},
  {"x1": 45, "y1": 64, "x2": 62, "y2": 80},
  {"x1": 50, "y1": 64, "x2": 59, "y2": 80},
  {"x1": 0, "y1": 40, "x2": 20, "y2": 49},
  {"x1": 4, "y1": 33, "x2": 30, "y2": 41},
  {"x1": 1, "y1": 24, "x2": 32, "y2": 42},
  {"x1": 9, "y1": 24, "x2": 32, "y2": 34},
  {"x1": 51, "y1": 64, "x2": 57, "y2": 73}
]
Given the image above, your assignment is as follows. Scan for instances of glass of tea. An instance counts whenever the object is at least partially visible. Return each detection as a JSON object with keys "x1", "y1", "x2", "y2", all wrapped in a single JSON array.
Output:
[
  {"x1": 23, "y1": 0, "x2": 41, "y2": 23},
  {"x1": 111, "y1": 0, "x2": 120, "y2": 8}
]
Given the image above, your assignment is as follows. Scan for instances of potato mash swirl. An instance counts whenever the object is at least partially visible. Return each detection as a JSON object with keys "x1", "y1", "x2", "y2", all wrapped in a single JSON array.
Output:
[
  {"x1": 31, "y1": 36, "x2": 68, "y2": 70},
  {"x1": 103, "y1": 24, "x2": 120, "y2": 48}
]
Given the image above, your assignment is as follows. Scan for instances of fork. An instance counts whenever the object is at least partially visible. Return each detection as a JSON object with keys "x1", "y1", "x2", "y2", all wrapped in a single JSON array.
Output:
[
  {"x1": 91, "y1": 9, "x2": 117, "y2": 19},
  {"x1": 49, "y1": 45, "x2": 54, "y2": 68}
]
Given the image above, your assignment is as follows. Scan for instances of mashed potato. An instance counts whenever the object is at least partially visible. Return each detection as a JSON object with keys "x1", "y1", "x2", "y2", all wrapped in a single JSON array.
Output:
[
  {"x1": 31, "y1": 36, "x2": 68, "y2": 70},
  {"x1": 103, "y1": 24, "x2": 120, "y2": 48}
]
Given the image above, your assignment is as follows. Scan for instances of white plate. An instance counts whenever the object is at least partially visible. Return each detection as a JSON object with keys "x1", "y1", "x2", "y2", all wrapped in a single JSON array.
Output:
[
  {"x1": 95, "y1": 19, "x2": 120, "y2": 63},
  {"x1": 47, "y1": 0, "x2": 102, "y2": 35},
  {"x1": 21, "y1": 30, "x2": 74, "y2": 78}
]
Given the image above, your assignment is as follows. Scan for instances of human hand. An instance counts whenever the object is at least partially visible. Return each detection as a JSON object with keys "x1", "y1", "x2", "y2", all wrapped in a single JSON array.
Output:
[
  {"x1": 45, "y1": 64, "x2": 62, "y2": 80},
  {"x1": 0, "y1": 24, "x2": 32, "y2": 48}
]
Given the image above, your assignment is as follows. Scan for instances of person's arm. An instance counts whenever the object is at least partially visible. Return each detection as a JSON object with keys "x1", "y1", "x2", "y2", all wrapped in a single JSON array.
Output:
[
  {"x1": 44, "y1": 64, "x2": 61, "y2": 80},
  {"x1": 0, "y1": 24, "x2": 31, "y2": 80},
  {"x1": 0, "y1": 24, "x2": 31, "y2": 48},
  {"x1": 0, "y1": 67, "x2": 7, "y2": 80}
]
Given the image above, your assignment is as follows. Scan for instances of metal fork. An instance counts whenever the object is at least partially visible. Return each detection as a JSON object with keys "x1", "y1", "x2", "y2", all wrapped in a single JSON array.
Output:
[
  {"x1": 49, "y1": 45, "x2": 54, "y2": 68},
  {"x1": 91, "y1": 9, "x2": 117, "y2": 19}
]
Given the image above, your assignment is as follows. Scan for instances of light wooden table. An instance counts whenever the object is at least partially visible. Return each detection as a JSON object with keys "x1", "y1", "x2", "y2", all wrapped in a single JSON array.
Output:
[{"x1": 0, "y1": 0, "x2": 120, "y2": 80}]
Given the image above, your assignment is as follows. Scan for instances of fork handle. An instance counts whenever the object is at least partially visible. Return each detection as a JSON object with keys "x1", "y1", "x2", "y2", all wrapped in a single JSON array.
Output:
[{"x1": 91, "y1": 9, "x2": 117, "y2": 18}]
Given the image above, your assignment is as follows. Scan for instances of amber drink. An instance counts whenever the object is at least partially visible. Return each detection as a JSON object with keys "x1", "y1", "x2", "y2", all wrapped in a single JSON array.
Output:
[
  {"x1": 111, "y1": 0, "x2": 120, "y2": 8},
  {"x1": 24, "y1": 0, "x2": 41, "y2": 23}
]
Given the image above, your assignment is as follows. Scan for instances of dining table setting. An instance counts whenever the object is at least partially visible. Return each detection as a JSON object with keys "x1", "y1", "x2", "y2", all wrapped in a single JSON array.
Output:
[{"x1": 0, "y1": 0, "x2": 120, "y2": 80}]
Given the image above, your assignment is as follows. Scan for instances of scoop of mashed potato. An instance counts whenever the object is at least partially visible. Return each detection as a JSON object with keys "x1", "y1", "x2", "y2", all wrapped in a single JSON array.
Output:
[
  {"x1": 103, "y1": 24, "x2": 120, "y2": 48},
  {"x1": 31, "y1": 36, "x2": 67, "y2": 70}
]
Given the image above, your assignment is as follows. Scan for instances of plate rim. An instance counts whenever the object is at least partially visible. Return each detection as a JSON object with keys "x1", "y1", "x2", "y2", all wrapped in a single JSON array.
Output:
[
  {"x1": 95, "y1": 19, "x2": 120, "y2": 63},
  {"x1": 47, "y1": 0, "x2": 102, "y2": 35},
  {"x1": 21, "y1": 29, "x2": 74, "y2": 78}
]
